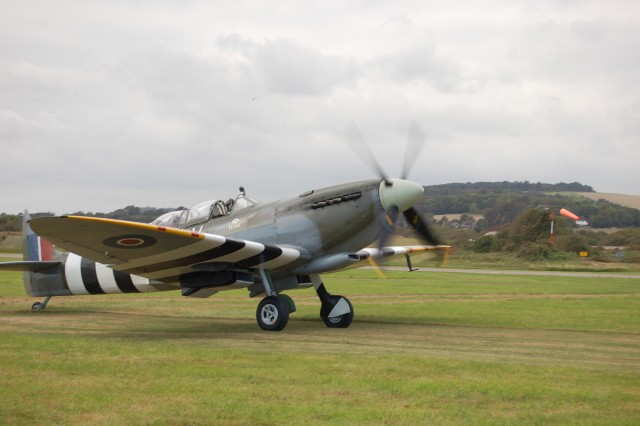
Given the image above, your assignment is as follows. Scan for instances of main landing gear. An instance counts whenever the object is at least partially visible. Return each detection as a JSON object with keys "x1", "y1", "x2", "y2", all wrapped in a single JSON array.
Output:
[
  {"x1": 313, "y1": 275, "x2": 354, "y2": 328},
  {"x1": 256, "y1": 270, "x2": 292, "y2": 331},
  {"x1": 256, "y1": 295, "x2": 295, "y2": 331},
  {"x1": 255, "y1": 271, "x2": 354, "y2": 331}
]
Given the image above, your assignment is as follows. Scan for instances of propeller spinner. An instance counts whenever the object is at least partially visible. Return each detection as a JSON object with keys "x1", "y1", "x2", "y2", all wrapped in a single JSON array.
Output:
[
  {"x1": 348, "y1": 122, "x2": 443, "y2": 250},
  {"x1": 379, "y1": 178, "x2": 424, "y2": 212}
]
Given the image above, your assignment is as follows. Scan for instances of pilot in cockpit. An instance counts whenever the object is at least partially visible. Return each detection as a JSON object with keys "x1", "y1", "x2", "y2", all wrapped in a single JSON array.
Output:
[{"x1": 210, "y1": 201, "x2": 228, "y2": 219}]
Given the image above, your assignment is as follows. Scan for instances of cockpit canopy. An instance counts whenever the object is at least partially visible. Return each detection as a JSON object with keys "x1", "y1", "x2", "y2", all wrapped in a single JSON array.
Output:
[
  {"x1": 150, "y1": 194, "x2": 261, "y2": 228},
  {"x1": 150, "y1": 209, "x2": 187, "y2": 228},
  {"x1": 232, "y1": 195, "x2": 260, "y2": 212}
]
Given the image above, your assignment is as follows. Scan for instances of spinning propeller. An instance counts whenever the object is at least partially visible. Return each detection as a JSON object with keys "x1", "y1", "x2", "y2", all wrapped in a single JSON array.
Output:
[{"x1": 348, "y1": 122, "x2": 443, "y2": 253}]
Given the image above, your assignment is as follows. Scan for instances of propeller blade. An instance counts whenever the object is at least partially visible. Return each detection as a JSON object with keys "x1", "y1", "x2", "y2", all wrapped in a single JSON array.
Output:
[
  {"x1": 347, "y1": 122, "x2": 393, "y2": 186},
  {"x1": 401, "y1": 121, "x2": 426, "y2": 180},
  {"x1": 367, "y1": 256, "x2": 387, "y2": 279},
  {"x1": 403, "y1": 207, "x2": 441, "y2": 246},
  {"x1": 378, "y1": 205, "x2": 399, "y2": 250}
]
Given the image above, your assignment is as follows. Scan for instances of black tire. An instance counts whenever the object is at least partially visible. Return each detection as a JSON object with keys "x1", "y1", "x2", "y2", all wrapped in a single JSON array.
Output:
[
  {"x1": 32, "y1": 302, "x2": 44, "y2": 311},
  {"x1": 256, "y1": 296, "x2": 290, "y2": 331},
  {"x1": 322, "y1": 297, "x2": 354, "y2": 328}
]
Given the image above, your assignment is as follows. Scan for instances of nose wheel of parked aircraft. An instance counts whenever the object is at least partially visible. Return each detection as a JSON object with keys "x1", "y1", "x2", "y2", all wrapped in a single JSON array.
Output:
[{"x1": 256, "y1": 296, "x2": 290, "y2": 331}]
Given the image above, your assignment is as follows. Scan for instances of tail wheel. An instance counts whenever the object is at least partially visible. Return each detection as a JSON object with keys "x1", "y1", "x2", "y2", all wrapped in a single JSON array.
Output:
[
  {"x1": 256, "y1": 296, "x2": 290, "y2": 331},
  {"x1": 322, "y1": 297, "x2": 354, "y2": 328}
]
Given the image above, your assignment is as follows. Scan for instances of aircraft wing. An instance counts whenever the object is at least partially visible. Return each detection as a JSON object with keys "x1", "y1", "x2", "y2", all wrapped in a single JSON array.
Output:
[
  {"x1": 353, "y1": 245, "x2": 450, "y2": 270},
  {"x1": 29, "y1": 216, "x2": 302, "y2": 282},
  {"x1": 356, "y1": 245, "x2": 449, "y2": 261},
  {"x1": 292, "y1": 245, "x2": 450, "y2": 275}
]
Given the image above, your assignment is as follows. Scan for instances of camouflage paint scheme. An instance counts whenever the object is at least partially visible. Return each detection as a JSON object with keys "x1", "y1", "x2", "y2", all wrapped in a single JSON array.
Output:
[{"x1": 1, "y1": 178, "x2": 447, "y2": 331}]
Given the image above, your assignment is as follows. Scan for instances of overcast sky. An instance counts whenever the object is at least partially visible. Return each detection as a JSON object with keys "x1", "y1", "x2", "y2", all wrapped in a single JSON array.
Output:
[{"x1": 2, "y1": 1, "x2": 639, "y2": 215}]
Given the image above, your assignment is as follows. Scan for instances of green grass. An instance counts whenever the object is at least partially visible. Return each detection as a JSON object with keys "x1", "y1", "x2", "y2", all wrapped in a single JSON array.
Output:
[
  {"x1": 1, "y1": 267, "x2": 639, "y2": 424},
  {"x1": 329, "y1": 270, "x2": 640, "y2": 332},
  {"x1": 387, "y1": 237, "x2": 640, "y2": 273}
]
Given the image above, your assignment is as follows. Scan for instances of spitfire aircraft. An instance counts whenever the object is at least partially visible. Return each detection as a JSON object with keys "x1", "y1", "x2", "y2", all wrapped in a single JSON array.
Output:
[{"x1": 1, "y1": 129, "x2": 448, "y2": 331}]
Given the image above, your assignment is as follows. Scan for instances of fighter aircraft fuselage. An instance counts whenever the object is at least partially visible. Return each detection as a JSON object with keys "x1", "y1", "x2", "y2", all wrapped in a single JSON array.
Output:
[{"x1": 207, "y1": 180, "x2": 380, "y2": 261}]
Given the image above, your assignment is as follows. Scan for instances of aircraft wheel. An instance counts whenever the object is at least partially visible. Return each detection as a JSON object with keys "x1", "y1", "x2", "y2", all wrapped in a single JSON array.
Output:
[
  {"x1": 256, "y1": 296, "x2": 289, "y2": 331},
  {"x1": 322, "y1": 297, "x2": 354, "y2": 328},
  {"x1": 32, "y1": 302, "x2": 45, "y2": 311}
]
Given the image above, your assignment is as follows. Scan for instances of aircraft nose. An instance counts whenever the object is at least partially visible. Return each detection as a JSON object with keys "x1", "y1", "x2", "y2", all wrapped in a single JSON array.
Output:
[{"x1": 379, "y1": 179, "x2": 424, "y2": 212}]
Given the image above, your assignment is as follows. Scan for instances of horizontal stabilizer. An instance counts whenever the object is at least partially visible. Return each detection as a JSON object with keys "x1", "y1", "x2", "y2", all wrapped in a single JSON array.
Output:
[{"x1": 0, "y1": 261, "x2": 61, "y2": 272}]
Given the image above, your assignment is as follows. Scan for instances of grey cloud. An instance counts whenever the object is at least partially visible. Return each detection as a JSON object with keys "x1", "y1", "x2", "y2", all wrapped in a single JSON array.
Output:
[
  {"x1": 373, "y1": 42, "x2": 462, "y2": 92},
  {"x1": 217, "y1": 35, "x2": 359, "y2": 96},
  {"x1": 0, "y1": 110, "x2": 34, "y2": 140},
  {"x1": 570, "y1": 19, "x2": 608, "y2": 42},
  {"x1": 1, "y1": 1, "x2": 639, "y2": 214}
]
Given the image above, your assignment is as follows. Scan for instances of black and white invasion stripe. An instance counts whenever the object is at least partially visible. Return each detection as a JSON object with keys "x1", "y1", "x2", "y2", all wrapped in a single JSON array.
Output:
[
  {"x1": 111, "y1": 234, "x2": 301, "y2": 282},
  {"x1": 64, "y1": 254, "x2": 174, "y2": 295},
  {"x1": 62, "y1": 232, "x2": 301, "y2": 294}
]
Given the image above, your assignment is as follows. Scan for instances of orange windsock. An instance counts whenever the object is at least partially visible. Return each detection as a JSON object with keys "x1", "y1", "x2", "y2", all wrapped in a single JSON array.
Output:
[{"x1": 559, "y1": 208, "x2": 580, "y2": 221}]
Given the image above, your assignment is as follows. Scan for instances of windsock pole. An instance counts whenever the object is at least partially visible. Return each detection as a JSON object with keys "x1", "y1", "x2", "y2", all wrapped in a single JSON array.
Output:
[{"x1": 549, "y1": 211, "x2": 555, "y2": 244}]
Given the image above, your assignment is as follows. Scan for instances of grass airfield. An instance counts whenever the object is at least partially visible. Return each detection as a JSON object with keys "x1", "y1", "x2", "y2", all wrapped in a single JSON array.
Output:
[{"x1": 1, "y1": 260, "x2": 639, "y2": 425}]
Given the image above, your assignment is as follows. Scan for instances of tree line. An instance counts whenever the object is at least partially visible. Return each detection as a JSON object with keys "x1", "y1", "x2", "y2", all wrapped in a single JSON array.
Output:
[
  {"x1": 0, "y1": 206, "x2": 176, "y2": 232},
  {"x1": 424, "y1": 181, "x2": 593, "y2": 196},
  {"x1": 1, "y1": 181, "x2": 638, "y2": 232}
]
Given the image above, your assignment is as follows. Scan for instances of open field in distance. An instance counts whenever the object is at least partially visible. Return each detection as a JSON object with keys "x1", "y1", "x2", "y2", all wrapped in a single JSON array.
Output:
[{"x1": 578, "y1": 192, "x2": 640, "y2": 210}]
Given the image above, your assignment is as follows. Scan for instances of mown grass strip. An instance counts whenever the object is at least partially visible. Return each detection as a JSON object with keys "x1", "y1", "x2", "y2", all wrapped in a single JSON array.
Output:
[{"x1": 1, "y1": 267, "x2": 639, "y2": 424}]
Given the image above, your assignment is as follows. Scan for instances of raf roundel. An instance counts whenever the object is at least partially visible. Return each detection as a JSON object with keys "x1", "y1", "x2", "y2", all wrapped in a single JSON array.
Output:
[
  {"x1": 103, "y1": 234, "x2": 157, "y2": 249},
  {"x1": 117, "y1": 237, "x2": 145, "y2": 246}
]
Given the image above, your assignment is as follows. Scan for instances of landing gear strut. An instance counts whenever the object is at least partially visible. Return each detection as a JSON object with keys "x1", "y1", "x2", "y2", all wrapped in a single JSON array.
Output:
[
  {"x1": 253, "y1": 271, "x2": 353, "y2": 330},
  {"x1": 312, "y1": 275, "x2": 354, "y2": 328},
  {"x1": 255, "y1": 269, "x2": 295, "y2": 331},
  {"x1": 31, "y1": 296, "x2": 52, "y2": 311}
]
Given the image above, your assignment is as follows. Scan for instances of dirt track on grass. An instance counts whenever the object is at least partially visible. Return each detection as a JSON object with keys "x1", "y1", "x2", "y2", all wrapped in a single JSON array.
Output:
[{"x1": 1, "y1": 306, "x2": 638, "y2": 372}]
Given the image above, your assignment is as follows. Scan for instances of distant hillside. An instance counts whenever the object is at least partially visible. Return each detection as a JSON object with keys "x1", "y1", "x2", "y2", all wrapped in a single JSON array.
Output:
[
  {"x1": 1, "y1": 182, "x2": 638, "y2": 233},
  {"x1": 419, "y1": 181, "x2": 639, "y2": 229}
]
